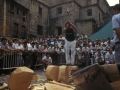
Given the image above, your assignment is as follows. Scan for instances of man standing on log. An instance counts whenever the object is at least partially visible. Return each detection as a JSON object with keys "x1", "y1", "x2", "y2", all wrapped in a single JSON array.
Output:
[{"x1": 63, "y1": 20, "x2": 76, "y2": 65}]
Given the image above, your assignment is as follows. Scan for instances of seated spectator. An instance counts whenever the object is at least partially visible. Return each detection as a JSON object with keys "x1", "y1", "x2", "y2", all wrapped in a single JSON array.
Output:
[
  {"x1": 105, "y1": 48, "x2": 115, "y2": 64},
  {"x1": 94, "y1": 48, "x2": 103, "y2": 58},
  {"x1": 101, "y1": 43, "x2": 107, "y2": 54},
  {"x1": 41, "y1": 53, "x2": 52, "y2": 71},
  {"x1": 106, "y1": 42, "x2": 113, "y2": 50},
  {"x1": 95, "y1": 53, "x2": 104, "y2": 65},
  {"x1": 90, "y1": 43, "x2": 97, "y2": 54}
]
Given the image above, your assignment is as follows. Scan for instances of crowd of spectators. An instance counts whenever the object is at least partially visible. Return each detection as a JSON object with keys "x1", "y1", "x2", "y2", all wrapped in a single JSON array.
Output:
[{"x1": 0, "y1": 34, "x2": 115, "y2": 72}]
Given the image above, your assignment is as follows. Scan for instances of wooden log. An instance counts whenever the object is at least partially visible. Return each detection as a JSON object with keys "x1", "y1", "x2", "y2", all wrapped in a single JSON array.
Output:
[
  {"x1": 101, "y1": 64, "x2": 120, "y2": 83},
  {"x1": 69, "y1": 66, "x2": 79, "y2": 75},
  {"x1": 46, "y1": 65, "x2": 59, "y2": 81},
  {"x1": 58, "y1": 65, "x2": 69, "y2": 82},
  {"x1": 0, "y1": 83, "x2": 8, "y2": 90},
  {"x1": 45, "y1": 81, "x2": 76, "y2": 90},
  {"x1": 29, "y1": 84, "x2": 45, "y2": 90},
  {"x1": 72, "y1": 64, "x2": 114, "y2": 90},
  {"x1": 8, "y1": 67, "x2": 34, "y2": 90},
  {"x1": 32, "y1": 74, "x2": 40, "y2": 81}
]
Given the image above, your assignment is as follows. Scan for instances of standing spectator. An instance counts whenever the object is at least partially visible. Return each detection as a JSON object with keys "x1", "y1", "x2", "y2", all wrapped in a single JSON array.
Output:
[
  {"x1": 82, "y1": 44, "x2": 90, "y2": 66},
  {"x1": 22, "y1": 42, "x2": 29, "y2": 67},
  {"x1": 0, "y1": 38, "x2": 8, "y2": 74},
  {"x1": 112, "y1": 4, "x2": 120, "y2": 63},
  {"x1": 15, "y1": 40, "x2": 24, "y2": 67}
]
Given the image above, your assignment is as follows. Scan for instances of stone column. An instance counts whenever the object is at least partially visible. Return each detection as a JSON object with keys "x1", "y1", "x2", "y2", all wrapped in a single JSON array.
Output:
[{"x1": 3, "y1": 0, "x2": 6, "y2": 36}]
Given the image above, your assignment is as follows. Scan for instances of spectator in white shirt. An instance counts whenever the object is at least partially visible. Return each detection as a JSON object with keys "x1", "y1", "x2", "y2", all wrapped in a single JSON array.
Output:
[
  {"x1": 94, "y1": 48, "x2": 103, "y2": 58},
  {"x1": 101, "y1": 43, "x2": 107, "y2": 54},
  {"x1": 106, "y1": 42, "x2": 113, "y2": 50},
  {"x1": 95, "y1": 53, "x2": 104, "y2": 65},
  {"x1": 105, "y1": 48, "x2": 115, "y2": 64},
  {"x1": 42, "y1": 53, "x2": 52, "y2": 71}
]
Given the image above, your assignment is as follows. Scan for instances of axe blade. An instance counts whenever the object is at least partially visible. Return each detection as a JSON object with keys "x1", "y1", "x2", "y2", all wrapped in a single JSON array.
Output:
[{"x1": 72, "y1": 64, "x2": 114, "y2": 90}]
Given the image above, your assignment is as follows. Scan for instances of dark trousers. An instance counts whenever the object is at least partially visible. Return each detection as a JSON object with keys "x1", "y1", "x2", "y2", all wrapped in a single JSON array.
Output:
[{"x1": 115, "y1": 42, "x2": 120, "y2": 63}]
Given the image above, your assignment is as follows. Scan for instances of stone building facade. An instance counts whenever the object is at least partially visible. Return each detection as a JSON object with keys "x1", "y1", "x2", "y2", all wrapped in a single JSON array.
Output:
[
  {"x1": 0, "y1": 0, "x2": 49, "y2": 38},
  {"x1": 0, "y1": 0, "x2": 29, "y2": 38},
  {"x1": 50, "y1": 0, "x2": 111, "y2": 36},
  {"x1": 0, "y1": 0, "x2": 111, "y2": 38}
]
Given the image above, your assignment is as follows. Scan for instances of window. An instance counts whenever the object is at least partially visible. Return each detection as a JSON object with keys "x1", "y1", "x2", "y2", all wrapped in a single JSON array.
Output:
[
  {"x1": 23, "y1": 12, "x2": 26, "y2": 22},
  {"x1": 23, "y1": 12, "x2": 26, "y2": 16},
  {"x1": 10, "y1": 4, "x2": 14, "y2": 11},
  {"x1": 23, "y1": 17, "x2": 25, "y2": 22},
  {"x1": 17, "y1": 8, "x2": 19, "y2": 14},
  {"x1": 88, "y1": 0, "x2": 91, "y2": 4},
  {"x1": 14, "y1": 23, "x2": 18, "y2": 35},
  {"x1": 57, "y1": 7, "x2": 62, "y2": 14},
  {"x1": 37, "y1": 25, "x2": 43, "y2": 35},
  {"x1": 39, "y1": 7, "x2": 42, "y2": 17},
  {"x1": 22, "y1": 26, "x2": 26, "y2": 36},
  {"x1": 57, "y1": 27, "x2": 62, "y2": 35},
  {"x1": 87, "y1": 9, "x2": 92, "y2": 16}
]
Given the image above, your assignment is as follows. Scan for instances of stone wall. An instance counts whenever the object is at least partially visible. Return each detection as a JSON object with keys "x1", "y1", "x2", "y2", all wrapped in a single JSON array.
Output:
[
  {"x1": 0, "y1": 0, "x2": 4, "y2": 36},
  {"x1": 50, "y1": 1, "x2": 75, "y2": 35},
  {"x1": 5, "y1": 0, "x2": 29, "y2": 38},
  {"x1": 76, "y1": 20, "x2": 94, "y2": 36},
  {"x1": 13, "y1": 0, "x2": 49, "y2": 37}
]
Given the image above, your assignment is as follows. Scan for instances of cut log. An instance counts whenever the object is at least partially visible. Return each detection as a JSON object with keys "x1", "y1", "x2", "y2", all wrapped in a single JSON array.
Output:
[
  {"x1": 46, "y1": 65, "x2": 59, "y2": 81},
  {"x1": 32, "y1": 74, "x2": 40, "y2": 81},
  {"x1": 8, "y1": 67, "x2": 34, "y2": 90},
  {"x1": 69, "y1": 66, "x2": 79, "y2": 75},
  {"x1": 72, "y1": 64, "x2": 114, "y2": 90},
  {"x1": 29, "y1": 84, "x2": 45, "y2": 90},
  {"x1": 45, "y1": 81, "x2": 76, "y2": 90},
  {"x1": 0, "y1": 83, "x2": 8, "y2": 90},
  {"x1": 58, "y1": 65, "x2": 69, "y2": 82},
  {"x1": 101, "y1": 64, "x2": 120, "y2": 83}
]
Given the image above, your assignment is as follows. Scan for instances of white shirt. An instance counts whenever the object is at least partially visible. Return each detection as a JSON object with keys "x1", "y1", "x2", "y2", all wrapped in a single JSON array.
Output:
[
  {"x1": 105, "y1": 52, "x2": 115, "y2": 60},
  {"x1": 38, "y1": 45, "x2": 44, "y2": 50},
  {"x1": 112, "y1": 14, "x2": 120, "y2": 43},
  {"x1": 42, "y1": 56, "x2": 52, "y2": 63},
  {"x1": 94, "y1": 52, "x2": 103, "y2": 58},
  {"x1": 57, "y1": 41, "x2": 62, "y2": 48},
  {"x1": 14, "y1": 43, "x2": 18, "y2": 49},
  {"x1": 15, "y1": 44, "x2": 23, "y2": 49},
  {"x1": 15, "y1": 44, "x2": 23, "y2": 55},
  {"x1": 0, "y1": 42, "x2": 7, "y2": 48},
  {"x1": 82, "y1": 47, "x2": 89, "y2": 52},
  {"x1": 48, "y1": 46, "x2": 54, "y2": 52},
  {"x1": 95, "y1": 56, "x2": 104, "y2": 63},
  {"x1": 51, "y1": 42, "x2": 54, "y2": 45},
  {"x1": 27, "y1": 43, "x2": 32, "y2": 51}
]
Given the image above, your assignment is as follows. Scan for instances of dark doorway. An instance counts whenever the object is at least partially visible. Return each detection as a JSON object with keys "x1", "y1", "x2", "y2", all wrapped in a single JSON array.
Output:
[
  {"x1": 37, "y1": 25, "x2": 43, "y2": 35},
  {"x1": 56, "y1": 27, "x2": 62, "y2": 36}
]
